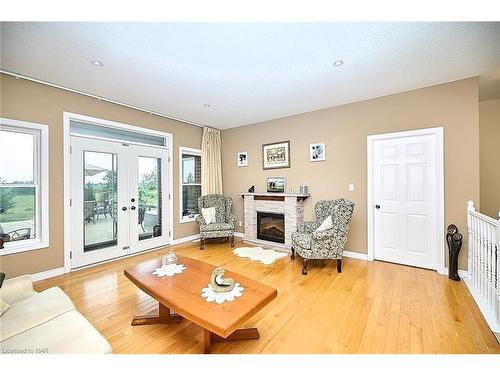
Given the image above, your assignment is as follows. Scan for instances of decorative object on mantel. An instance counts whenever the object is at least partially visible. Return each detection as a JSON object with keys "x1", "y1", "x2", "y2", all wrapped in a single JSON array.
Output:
[
  {"x1": 248, "y1": 185, "x2": 255, "y2": 193},
  {"x1": 152, "y1": 264, "x2": 186, "y2": 277},
  {"x1": 299, "y1": 185, "x2": 308, "y2": 195},
  {"x1": 310, "y1": 142, "x2": 326, "y2": 162},
  {"x1": 446, "y1": 224, "x2": 462, "y2": 281},
  {"x1": 209, "y1": 267, "x2": 235, "y2": 292},
  {"x1": 262, "y1": 141, "x2": 290, "y2": 170},
  {"x1": 237, "y1": 151, "x2": 248, "y2": 167},
  {"x1": 234, "y1": 246, "x2": 288, "y2": 265},
  {"x1": 289, "y1": 186, "x2": 294, "y2": 194},
  {"x1": 267, "y1": 177, "x2": 285, "y2": 193},
  {"x1": 201, "y1": 282, "x2": 244, "y2": 304}
]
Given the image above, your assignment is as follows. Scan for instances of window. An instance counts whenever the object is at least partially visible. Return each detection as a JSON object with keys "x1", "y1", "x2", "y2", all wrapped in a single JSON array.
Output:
[
  {"x1": 0, "y1": 118, "x2": 49, "y2": 255},
  {"x1": 179, "y1": 147, "x2": 201, "y2": 223}
]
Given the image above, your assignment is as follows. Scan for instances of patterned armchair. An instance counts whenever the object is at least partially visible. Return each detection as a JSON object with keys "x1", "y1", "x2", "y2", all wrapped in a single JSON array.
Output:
[
  {"x1": 291, "y1": 199, "x2": 355, "y2": 275},
  {"x1": 196, "y1": 194, "x2": 236, "y2": 250}
]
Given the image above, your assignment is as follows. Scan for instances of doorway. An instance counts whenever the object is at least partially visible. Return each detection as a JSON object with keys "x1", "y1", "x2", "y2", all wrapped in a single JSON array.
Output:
[
  {"x1": 367, "y1": 127, "x2": 444, "y2": 272},
  {"x1": 64, "y1": 113, "x2": 172, "y2": 270}
]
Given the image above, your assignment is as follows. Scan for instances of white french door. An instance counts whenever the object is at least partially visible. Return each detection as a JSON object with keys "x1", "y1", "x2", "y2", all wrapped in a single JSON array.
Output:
[
  {"x1": 70, "y1": 136, "x2": 169, "y2": 268},
  {"x1": 369, "y1": 128, "x2": 443, "y2": 270}
]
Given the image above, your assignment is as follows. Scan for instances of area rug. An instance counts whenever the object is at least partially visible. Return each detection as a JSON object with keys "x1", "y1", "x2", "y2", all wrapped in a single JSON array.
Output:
[{"x1": 233, "y1": 246, "x2": 289, "y2": 265}]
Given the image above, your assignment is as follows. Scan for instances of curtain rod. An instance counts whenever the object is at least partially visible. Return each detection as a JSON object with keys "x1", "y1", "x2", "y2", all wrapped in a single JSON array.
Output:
[{"x1": 0, "y1": 69, "x2": 209, "y2": 129}]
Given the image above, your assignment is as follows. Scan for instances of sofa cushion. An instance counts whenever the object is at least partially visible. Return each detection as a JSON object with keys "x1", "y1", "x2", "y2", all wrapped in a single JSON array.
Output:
[
  {"x1": 0, "y1": 287, "x2": 75, "y2": 342},
  {"x1": 315, "y1": 215, "x2": 333, "y2": 233},
  {"x1": 0, "y1": 310, "x2": 112, "y2": 354},
  {"x1": 0, "y1": 298, "x2": 9, "y2": 316}
]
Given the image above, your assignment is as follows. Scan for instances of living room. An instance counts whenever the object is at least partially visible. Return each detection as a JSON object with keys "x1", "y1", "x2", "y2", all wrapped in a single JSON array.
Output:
[{"x1": 1, "y1": 1, "x2": 500, "y2": 373}]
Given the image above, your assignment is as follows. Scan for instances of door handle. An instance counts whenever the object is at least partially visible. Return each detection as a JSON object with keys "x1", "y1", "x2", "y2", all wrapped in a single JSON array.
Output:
[
  {"x1": 130, "y1": 206, "x2": 136, "y2": 210},
  {"x1": 375, "y1": 204, "x2": 381, "y2": 209},
  {"x1": 122, "y1": 206, "x2": 128, "y2": 211}
]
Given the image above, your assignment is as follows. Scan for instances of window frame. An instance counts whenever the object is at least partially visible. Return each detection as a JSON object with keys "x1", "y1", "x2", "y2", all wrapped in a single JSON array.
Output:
[
  {"x1": 179, "y1": 146, "x2": 201, "y2": 223},
  {"x1": 0, "y1": 118, "x2": 49, "y2": 255}
]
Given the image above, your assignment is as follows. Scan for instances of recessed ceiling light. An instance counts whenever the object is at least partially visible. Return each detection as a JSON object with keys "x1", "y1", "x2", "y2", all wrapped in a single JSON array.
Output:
[
  {"x1": 333, "y1": 60, "x2": 344, "y2": 67},
  {"x1": 90, "y1": 60, "x2": 104, "y2": 67},
  {"x1": 203, "y1": 104, "x2": 211, "y2": 108}
]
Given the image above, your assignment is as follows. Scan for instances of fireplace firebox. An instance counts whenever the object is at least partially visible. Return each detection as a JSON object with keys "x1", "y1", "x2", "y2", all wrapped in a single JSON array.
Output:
[{"x1": 257, "y1": 212, "x2": 285, "y2": 244}]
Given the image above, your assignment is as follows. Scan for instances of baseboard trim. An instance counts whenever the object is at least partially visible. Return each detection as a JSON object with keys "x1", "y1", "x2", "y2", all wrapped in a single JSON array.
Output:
[
  {"x1": 31, "y1": 267, "x2": 65, "y2": 282},
  {"x1": 234, "y1": 231, "x2": 245, "y2": 238},
  {"x1": 172, "y1": 233, "x2": 201, "y2": 245},
  {"x1": 343, "y1": 251, "x2": 368, "y2": 261}
]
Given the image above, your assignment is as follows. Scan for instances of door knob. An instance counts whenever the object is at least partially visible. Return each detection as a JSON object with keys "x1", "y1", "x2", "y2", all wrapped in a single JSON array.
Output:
[
  {"x1": 131, "y1": 206, "x2": 136, "y2": 210},
  {"x1": 375, "y1": 204, "x2": 381, "y2": 209},
  {"x1": 122, "y1": 206, "x2": 128, "y2": 211}
]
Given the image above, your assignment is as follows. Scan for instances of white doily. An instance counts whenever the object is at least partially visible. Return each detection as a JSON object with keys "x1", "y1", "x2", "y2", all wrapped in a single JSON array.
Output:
[
  {"x1": 152, "y1": 264, "x2": 186, "y2": 277},
  {"x1": 201, "y1": 283, "x2": 244, "y2": 304}
]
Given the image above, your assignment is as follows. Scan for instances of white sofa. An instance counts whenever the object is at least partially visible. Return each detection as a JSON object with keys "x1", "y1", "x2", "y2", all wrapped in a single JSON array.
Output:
[{"x1": 0, "y1": 275, "x2": 112, "y2": 354}]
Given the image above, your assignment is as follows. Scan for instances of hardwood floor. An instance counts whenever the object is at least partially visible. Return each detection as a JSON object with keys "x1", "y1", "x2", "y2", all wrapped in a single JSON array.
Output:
[{"x1": 35, "y1": 239, "x2": 500, "y2": 354}]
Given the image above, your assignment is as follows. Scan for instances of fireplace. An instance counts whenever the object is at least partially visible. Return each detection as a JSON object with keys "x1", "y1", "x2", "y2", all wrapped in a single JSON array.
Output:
[{"x1": 257, "y1": 212, "x2": 285, "y2": 244}]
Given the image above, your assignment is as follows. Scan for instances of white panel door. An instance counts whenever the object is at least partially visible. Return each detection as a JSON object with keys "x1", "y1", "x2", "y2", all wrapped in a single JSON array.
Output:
[{"x1": 373, "y1": 133, "x2": 437, "y2": 269}]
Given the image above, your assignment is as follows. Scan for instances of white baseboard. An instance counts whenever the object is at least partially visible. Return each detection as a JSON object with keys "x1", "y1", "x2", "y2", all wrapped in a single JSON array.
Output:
[
  {"x1": 171, "y1": 233, "x2": 201, "y2": 245},
  {"x1": 461, "y1": 273, "x2": 500, "y2": 334},
  {"x1": 234, "y1": 231, "x2": 245, "y2": 238},
  {"x1": 343, "y1": 250, "x2": 368, "y2": 260},
  {"x1": 31, "y1": 267, "x2": 65, "y2": 282}
]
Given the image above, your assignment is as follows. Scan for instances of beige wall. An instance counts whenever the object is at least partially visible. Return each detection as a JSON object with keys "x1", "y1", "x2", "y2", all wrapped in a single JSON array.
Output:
[
  {"x1": 222, "y1": 78, "x2": 480, "y2": 270},
  {"x1": 0, "y1": 74, "x2": 202, "y2": 277},
  {"x1": 480, "y1": 98, "x2": 500, "y2": 219}
]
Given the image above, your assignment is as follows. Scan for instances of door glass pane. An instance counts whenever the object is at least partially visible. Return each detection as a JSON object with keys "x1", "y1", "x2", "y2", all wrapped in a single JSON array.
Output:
[
  {"x1": 138, "y1": 156, "x2": 161, "y2": 240},
  {"x1": 0, "y1": 130, "x2": 34, "y2": 183},
  {"x1": 0, "y1": 187, "x2": 36, "y2": 242},
  {"x1": 83, "y1": 151, "x2": 117, "y2": 252}
]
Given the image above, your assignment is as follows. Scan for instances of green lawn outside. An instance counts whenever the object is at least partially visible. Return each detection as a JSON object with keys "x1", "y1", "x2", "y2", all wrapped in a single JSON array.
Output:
[{"x1": 0, "y1": 194, "x2": 35, "y2": 223}]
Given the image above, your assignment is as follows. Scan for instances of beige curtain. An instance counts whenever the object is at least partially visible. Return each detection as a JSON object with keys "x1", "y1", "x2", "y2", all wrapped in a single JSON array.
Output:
[{"x1": 201, "y1": 127, "x2": 223, "y2": 195}]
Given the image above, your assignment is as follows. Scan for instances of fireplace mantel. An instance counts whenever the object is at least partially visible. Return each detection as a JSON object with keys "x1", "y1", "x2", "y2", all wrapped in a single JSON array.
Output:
[
  {"x1": 241, "y1": 193, "x2": 307, "y2": 249},
  {"x1": 240, "y1": 192, "x2": 309, "y2": 202}
]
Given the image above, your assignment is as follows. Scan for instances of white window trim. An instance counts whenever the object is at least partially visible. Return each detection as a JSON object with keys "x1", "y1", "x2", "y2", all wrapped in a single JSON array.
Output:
[
  {"x1": 0, "y1": 117, "x2": 49, "y2": 255},
  {"x1": 179, "y1": 146, "x2": 201, "y2": 223}
]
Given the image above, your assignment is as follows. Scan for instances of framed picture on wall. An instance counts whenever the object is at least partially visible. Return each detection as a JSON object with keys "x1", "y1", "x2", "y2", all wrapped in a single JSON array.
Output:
[
  {"x1": 237, "y1": 151, "x2": 248, "y2": 167},
  {"x1": 267, "y1": 177, "x2": 285, "y2": 193},
  {"x1": 310, "y1": 142, "x2": 326, "y2": 162},
  {"x1": 262, "y1": 141, "x2": 290, "y2": 170}
]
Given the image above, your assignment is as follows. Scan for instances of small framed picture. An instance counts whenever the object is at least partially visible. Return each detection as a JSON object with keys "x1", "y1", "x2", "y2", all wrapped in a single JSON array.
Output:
[
  {"x1": 237, "y1": 151, "x2": 248, "y2": 167},
  {"x1": 262, "y1": 141, "x2": 290, "y2": 170},
  {"x1": 267, "y1": 177, "x2": 285, "y2": 193},
  {"x1": 310, "y1": 142, "x2": 326, "y2": 162}
]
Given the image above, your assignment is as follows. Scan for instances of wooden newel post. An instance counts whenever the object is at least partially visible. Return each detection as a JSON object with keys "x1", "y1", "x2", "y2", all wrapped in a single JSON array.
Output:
[{"x1": 467, "y1": 200, "x2": 475, "y2": 279}]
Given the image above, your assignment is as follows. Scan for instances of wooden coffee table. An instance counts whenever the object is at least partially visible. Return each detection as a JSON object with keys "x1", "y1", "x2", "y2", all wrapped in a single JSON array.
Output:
[{"x1": 124, "y1": 255, "x2": 277, "y2": 353}]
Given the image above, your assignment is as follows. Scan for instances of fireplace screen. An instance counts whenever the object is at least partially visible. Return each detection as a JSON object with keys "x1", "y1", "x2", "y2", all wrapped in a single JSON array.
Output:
[{"x1": 257, "y1": 212, "x2": 285, "y2": 244}]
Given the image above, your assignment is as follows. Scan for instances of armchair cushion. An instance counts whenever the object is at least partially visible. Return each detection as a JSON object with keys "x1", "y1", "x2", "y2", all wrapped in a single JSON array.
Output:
[
  {"x1": 201, "y1": 206, "x2": 216, "y2": 224},
  {"x1": 200, "y1": 222, "x2": 234, "y2": 232},
  {"x1": 315, "y1": 215, "x2": 333, "y2": 233}
]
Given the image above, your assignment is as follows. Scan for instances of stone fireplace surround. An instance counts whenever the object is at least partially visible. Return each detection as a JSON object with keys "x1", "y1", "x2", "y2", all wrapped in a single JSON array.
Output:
[{"x1": 241, "y1": 193, "x2": 309, "y2": 249}]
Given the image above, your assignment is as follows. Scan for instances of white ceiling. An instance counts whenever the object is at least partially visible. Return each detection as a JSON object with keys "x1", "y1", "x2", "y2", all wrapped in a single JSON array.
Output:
[{"x1": 1, "y1": 22, "x2": 499, "y2": 129}]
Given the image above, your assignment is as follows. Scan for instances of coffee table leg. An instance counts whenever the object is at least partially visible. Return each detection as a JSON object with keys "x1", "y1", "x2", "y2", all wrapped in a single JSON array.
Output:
[
  {"x1": 203, "y1": 328, "x2": 260, "y2": 354},
  {"x1": 131, "y1": 303, "x2": 182, "y2": 326}
]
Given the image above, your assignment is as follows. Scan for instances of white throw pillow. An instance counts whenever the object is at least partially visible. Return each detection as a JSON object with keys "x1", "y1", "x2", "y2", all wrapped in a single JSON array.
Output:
[
  {"x1": 315, "y1": 215, "x2": 333, "y2": 233},
  {"x1": 0, "y1": 298, "x2": 9, "y2": 316},
  {"x1": 201, "y1": 206, "x2": 217, "y2": 224}
]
